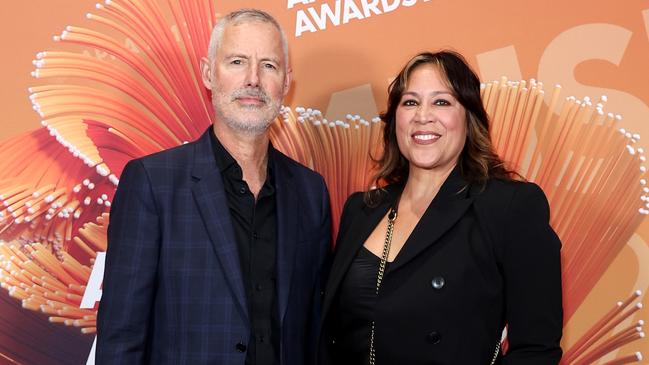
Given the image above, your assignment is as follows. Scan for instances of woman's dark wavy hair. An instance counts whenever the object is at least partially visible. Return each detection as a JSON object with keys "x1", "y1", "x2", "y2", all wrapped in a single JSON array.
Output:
[{"x1": 366, "y1": 50, "x2": 515, "y2": 205}]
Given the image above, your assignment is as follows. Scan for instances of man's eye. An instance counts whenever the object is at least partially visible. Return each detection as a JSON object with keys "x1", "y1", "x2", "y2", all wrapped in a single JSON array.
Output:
[
  {"x1": 263, "y1": 63, "x2": 277, "y2": 70},
  {"x1": 231, "y1": 59, "x2": 243, "y2": 65}
]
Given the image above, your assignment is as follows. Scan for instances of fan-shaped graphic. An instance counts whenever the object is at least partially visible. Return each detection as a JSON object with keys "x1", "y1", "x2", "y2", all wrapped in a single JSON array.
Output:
[{"x1": 0, "y1": 0, "x2": 645, "y2": 363}]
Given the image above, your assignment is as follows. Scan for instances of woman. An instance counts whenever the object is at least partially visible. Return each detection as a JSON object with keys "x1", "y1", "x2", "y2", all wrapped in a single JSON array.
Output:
[{"x1": 318, "y1": 51, "x2": 563, "y2": 364}]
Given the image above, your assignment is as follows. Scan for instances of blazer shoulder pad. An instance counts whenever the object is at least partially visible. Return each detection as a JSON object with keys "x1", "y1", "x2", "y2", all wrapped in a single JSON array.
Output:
[{"x1": 135, "y1": 140, "x2": 195, "y2": 167}]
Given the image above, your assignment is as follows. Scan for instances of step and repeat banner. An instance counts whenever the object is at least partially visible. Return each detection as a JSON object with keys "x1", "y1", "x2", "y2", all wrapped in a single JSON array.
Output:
[{"x1": 0, "y1": 1, "x2": 647, "y2": 364}]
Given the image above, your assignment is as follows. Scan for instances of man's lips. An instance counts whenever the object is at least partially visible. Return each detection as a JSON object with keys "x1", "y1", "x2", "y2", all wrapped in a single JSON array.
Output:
[{"x1": 236, "y1": 96, "x2": 265, "y2": 105}]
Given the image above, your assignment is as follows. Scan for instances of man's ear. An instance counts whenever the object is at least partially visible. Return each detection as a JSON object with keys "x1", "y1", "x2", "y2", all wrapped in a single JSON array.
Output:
[
  {"x1": 283, "y1": 67, "x2": 292, "y2": 97},
  {"x1": 200, "y1": 57, "x2": 213, "y2": 90}
]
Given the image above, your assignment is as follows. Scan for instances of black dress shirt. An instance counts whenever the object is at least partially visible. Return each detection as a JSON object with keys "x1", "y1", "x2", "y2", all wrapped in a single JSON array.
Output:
[{"x1": 210, "y1": 129, "x2": 279, "y2": 365}]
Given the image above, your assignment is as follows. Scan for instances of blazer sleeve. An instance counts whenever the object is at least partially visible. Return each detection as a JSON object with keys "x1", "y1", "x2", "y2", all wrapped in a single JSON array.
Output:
[
  {"x1": 317, "y1": 179, "x2": 334, "y2": 297},
  {"x1": 96, "y1": 159, "x2": 160, "y2": 364},
  {"x1": 317, "y1": 177, "x2": 334, "y2": 292},
  {"x1": 502, "y1": 183, "x2": 563, "y2": 365},
  {"x1": 308, "y1": 176, "x2": 333, "y2": 361}
]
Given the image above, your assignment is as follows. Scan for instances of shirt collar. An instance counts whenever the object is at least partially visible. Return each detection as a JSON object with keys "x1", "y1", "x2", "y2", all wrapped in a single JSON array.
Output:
[
  {"x1": 209, "y1": 127, "x2": 237, "y2": 173},
  {"x1": 208, "y1": 126, "x2": 276, "y2": 177}
]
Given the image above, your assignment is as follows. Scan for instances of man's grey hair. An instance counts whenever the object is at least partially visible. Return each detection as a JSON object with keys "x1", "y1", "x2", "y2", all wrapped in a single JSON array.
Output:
[{"x1": 207, "y1": 9, "x2": 289, "y2": 69}]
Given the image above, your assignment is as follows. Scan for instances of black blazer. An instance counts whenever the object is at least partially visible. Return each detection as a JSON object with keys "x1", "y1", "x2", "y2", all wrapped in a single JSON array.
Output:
[
  {"x1": 97, "y1": 129, "x2": 332, "y2": 364},
  {"x1": 319, "y1": 168, "x2": 563, "y2": 365}
]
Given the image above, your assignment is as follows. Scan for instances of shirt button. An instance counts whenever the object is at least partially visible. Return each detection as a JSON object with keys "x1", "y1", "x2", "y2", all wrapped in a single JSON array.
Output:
[
  {"x1": 252, "y1": 232, "x2": 259, "y2": 239},
  {"x1": 431, "y1": 276, "x2": 445, "y2": 290},
  {"x1": 255, "y1": 284, "x2": 263, "y2": 291},
  {"x1": 238, "y1": 185, "x2": 247, "y2": 194},
  {"x1": 258, "y1": 334, "x2": 265, "y2": 343},
  {"x1": 427, "y1": 331, "x2": 442, "y2": 344},
  {"x1": 235, "y1": 342, "x2": 247, "y2": 352}
]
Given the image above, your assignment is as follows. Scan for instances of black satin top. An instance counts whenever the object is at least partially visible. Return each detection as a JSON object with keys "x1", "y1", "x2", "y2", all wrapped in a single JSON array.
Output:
[{"x1": 334, "y1": 246, "x2": 393, "y2": 364}]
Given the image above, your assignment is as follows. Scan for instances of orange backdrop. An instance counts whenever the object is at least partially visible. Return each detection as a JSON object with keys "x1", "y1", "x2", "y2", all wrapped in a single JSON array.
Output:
[{"x1": 0, "y1": 1, "x2": 647, "y2": 364}]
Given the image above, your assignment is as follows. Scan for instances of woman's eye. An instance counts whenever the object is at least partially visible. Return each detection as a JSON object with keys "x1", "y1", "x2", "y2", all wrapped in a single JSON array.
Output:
[
  {"x1": 402, "y1": 99, "x2": 418, "y2": 107},
  {"x1": 434, "y1": 99, "x2": 451, "y2": 106}
]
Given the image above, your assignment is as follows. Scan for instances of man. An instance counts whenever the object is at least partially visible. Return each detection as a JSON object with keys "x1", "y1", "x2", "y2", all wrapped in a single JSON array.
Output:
[{"x1": 96, "y1": 9, "x2": 331, "y2": 365}]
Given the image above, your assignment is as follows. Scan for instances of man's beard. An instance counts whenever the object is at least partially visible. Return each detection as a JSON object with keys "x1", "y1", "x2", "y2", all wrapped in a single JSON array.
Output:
[{"x1": 212, "y1": 86, "x2": 282, "y2": 135}]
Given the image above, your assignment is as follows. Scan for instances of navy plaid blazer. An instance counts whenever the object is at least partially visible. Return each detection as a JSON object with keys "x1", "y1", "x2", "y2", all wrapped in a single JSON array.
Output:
[{"x1": 96, "y1": 128, "x2": 332, "y2": 364}]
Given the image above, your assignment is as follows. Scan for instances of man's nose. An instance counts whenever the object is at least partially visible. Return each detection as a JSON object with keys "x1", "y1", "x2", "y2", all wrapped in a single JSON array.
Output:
[{"x1": 245, "y1": 65, "x2": 260, "y2": 88}]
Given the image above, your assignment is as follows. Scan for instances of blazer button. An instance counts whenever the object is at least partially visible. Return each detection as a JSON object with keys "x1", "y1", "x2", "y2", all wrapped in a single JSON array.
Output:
[
  {"x1": 235, "y1": 342, "x2": 247, "y2": 352},
  {"x1": 431, "y1": 276, "x2": 445, "y2": 289},
  {"x1": 427, "y1": 331, "x2": 442, "y2": 344}
]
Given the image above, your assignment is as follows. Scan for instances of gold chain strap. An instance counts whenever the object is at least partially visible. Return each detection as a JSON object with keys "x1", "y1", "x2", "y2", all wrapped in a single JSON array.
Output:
[
  {"x1": 369, "y1": 207, "x2": 397, "y2": 365},
  {"x1": 489, "y1": 340, "x2": 501, "y2": 365}
]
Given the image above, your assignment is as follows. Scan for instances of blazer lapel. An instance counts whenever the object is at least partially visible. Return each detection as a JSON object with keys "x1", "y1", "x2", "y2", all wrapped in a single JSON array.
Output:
[
  {"x1": 324, "y1": 167, "x2": 474, "y2": 318},
  {"x1": 389, "y1": 167, "x2": 474, "y2": 272},
  {"x1": 190, "y1": 130, "x2": 249, "y2": 322},
  {"x1": 272, "y1": 151, "x2": 298, "y2": 325}
]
